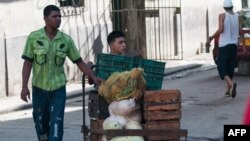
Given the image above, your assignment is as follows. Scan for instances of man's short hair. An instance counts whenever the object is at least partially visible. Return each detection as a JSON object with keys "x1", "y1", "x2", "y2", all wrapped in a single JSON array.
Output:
[
  {"x1": 43, "y1": 5, "x2": 60, "y2": 17},
  {"x1": 107, "y1": 31, "x2": 125, "y2": 45}
]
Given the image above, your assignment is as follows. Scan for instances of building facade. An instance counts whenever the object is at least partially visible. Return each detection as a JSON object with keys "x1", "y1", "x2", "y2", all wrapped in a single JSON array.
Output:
[{"x1": 0, "y1": 0, "x2": 243, "y2": 97}]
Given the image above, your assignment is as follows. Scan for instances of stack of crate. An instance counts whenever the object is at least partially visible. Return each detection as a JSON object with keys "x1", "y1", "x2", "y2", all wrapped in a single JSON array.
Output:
[
  {"x1": 90, "y1": 119, "x2": 104, "y2": 141},
  {"x1": 88, "y1": 90, "x2": 109, "y2": 141},
  {"x1": 86, "y1": 54, "x2": 168, "y2": 140},
  {"x1": 143, "y1": 90, "x2": 182, "y2": 141}
]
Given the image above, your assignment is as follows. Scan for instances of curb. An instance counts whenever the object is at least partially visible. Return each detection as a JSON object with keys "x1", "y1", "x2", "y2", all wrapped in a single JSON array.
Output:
[
  {"x1": 164, "y1": 64, "x2": 202, "y2": 76},
  {"x1": 0, "y1": 64, "x2": 212, "y2": 115},
  {"x1": 0, "y1": 86, "x2": 94, "y2": 115},
  {"x1": 164, "y1": 64, "x2": 217, "y2": 80}
]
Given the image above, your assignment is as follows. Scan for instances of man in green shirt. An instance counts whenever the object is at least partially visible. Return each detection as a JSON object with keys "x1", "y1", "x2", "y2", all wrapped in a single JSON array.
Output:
[{"x1": 20, "y1": 5, "x2": 102, "y2": 141}]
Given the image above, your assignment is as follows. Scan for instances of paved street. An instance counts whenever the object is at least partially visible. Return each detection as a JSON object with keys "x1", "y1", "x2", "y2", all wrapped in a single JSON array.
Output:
[
  {"x1": 163, "y1": 68, "x2": 250, "y2": 141},
  {"x1": 0, "y1": 96, "x2": 87, "y2": 141},
  {"x1": 0, "y1": 67, "x2": 249, "y2": 141}
]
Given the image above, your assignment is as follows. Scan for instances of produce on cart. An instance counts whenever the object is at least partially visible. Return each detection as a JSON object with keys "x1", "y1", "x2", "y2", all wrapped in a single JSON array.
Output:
[
  {"x1": 82, "y1": 54, "x2": 188, "y2": 141},
  {"x1": 99, "y1": 68, "x2": 146, "y2": 141},
  {"x1": 102, "y1": 98, "x2": 144, "y2": 141},
  {"x1": 98, "y1": 68, "x2": 146, "y2": 103}
]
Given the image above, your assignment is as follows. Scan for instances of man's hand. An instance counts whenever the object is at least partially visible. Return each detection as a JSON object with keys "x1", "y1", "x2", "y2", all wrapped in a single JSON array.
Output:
[
  {"x1": 87, "y1": 61, "x2": 94, "y2": 69},
  {"x1": 92, "y1": 76, "x2": 104, "y2": 85},
  {"x1": 206, "y1": 37, "x2": 212, "y2": 48},
  {"x1": 21, "y1": 87, "x2": 30, "y2": 103},
  {"x1": 205, "y1": 42, "x2": 211, "y2": 48},
  {"x1": 87, "y1": 61, "x2": 95, "y2": 84}
]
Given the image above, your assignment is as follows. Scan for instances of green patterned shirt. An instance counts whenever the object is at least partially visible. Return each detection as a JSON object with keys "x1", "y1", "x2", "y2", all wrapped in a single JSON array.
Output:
[{"x1": 22, "y1": 28, "x2": 82, "y2": 91}]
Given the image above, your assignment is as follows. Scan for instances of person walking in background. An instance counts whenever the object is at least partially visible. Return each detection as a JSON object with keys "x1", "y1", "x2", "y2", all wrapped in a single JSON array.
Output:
[
  {"x1": 206, "y1": 0, "x2": 242, "y2": 98},
  {"x1": 20, "y1": 5, "x2": 102, "y2": 141}
]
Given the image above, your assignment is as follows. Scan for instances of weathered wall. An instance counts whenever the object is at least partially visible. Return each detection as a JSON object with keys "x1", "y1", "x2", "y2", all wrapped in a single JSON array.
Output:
[
  {"x1": 0, "y1": 0, "x2": 112, "y2": 97},
  {"x1": 6, "y1": 36, "x2": 26, "y2": 97},
  {"x1": 0, "y1": 0, "x2": 242, "y2": 97}
]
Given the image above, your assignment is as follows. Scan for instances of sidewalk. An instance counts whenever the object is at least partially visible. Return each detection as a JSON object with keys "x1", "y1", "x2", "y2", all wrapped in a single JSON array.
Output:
[
  {"x1": 0, "y1": 83, "x2": 94, "y2": 115},
  {"x1": 0, "y1": 53, "x2": 216, "y2": 115},
  {"x1": 165, "y1": 53, "x2": 215, "y2": 74}
]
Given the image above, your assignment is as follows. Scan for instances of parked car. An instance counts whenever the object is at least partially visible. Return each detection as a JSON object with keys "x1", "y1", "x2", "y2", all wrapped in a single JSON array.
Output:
[{"x1": 212, "y1": 8, "x2": 250, "y2": 64}]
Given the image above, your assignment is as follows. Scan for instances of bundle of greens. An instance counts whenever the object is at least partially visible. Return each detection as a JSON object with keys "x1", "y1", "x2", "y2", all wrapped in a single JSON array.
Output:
[{"x1": 98, "y1": 68, "x2": 146, "y2": 103}]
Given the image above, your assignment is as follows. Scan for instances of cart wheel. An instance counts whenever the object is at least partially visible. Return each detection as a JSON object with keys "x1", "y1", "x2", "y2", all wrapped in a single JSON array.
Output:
[
  {"x1": 84, "y1": 135, "x2": 90, "y2": 141},
  {"x1": 81, "y1": 125, "x2": 90, "y2": 141}
]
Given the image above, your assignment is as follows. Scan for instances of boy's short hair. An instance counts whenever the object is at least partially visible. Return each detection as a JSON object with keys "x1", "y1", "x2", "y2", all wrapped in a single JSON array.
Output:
[
  {"x1": 43, "y1": 5, "x2": 60, "y2": 17},
  {"x1": 107, "y1": 31, "x2": 125, "y2": 45}
]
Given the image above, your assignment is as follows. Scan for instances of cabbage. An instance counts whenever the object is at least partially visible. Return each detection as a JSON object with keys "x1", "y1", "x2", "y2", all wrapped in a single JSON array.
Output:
[
  {"x1": 111, "y1": 136, "x2": 128, "y2": 141},
  {"x1": 109, "y1": 101, "x2": 119, "y2": 115},
  {"x1": 125, "y1": 121, "x2": 142, "y2": 129},
  {"x1": 103, "y1": 120, "x2": 123, "y2": 130},
  {"x1": 103, "y1": 121, "x2": 144, "y2": 141},
  {"x1": 115, "y1": 98, "x2": 140, "y2": 117},
  {"x1": 126, "y1": 136, "x2": 144, "y2": 141},
  {"x1": 126, "y1": 109, "x2": 142, "y2": 123}
]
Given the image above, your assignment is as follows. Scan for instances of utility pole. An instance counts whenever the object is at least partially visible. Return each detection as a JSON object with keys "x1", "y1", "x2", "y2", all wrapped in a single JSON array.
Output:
[
  {"x1": 4, "y1": 32, "x2": 9, "y2": 96},
  {"x1": 112, "y1": 0, "x2": 147, "y2": 58}
]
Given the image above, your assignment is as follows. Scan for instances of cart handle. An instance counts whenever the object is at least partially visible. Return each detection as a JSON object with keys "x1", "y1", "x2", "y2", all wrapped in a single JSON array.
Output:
[{"x1": 81, "y1": 64, "x2": 97, "y2": 140}]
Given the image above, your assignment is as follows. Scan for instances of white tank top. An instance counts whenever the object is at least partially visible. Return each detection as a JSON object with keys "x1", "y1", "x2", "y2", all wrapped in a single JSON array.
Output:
[{"x1": 219, "y1": 12, "x2": 239, "y2": 47}]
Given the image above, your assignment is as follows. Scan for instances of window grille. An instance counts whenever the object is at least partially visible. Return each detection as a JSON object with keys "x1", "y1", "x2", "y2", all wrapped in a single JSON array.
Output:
[{"x1": 59, "y1": 0, "x2": 84, "y2": 7}]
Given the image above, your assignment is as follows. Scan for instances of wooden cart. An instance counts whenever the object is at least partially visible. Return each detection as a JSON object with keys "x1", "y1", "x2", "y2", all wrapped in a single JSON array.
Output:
[{"x1": 81, "y1": 73, "x2": 188, "y2": 141}]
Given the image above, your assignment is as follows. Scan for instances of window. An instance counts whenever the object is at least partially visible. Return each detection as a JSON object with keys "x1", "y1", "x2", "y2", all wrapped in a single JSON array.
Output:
[
  {"x1": 59, "y1": 0, "x2": 85, "y2": 16},
  {"x1": 242, "y1": 0, "x2": 250, "y2": 8},
  {"x1": 59, "y1": 0, "x2": 84, "y2": 7}
]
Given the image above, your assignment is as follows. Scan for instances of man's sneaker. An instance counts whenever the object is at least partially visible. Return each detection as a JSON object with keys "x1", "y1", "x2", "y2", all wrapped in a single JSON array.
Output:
[
  {"x1": 225, "y1": 92, "x2": 230, "y2": 97},
  {"x1": 230, "y1": 83, "x2": 237, "y2": 98}
]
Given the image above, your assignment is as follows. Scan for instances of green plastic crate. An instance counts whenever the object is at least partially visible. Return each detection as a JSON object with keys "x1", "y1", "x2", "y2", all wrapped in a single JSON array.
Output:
[{"x1": 95, "y1": 54, "x2": 166, "y2": 90}]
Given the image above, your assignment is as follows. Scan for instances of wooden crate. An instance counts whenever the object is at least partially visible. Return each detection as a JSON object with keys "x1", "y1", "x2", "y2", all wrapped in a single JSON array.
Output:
[
  {"x1": 144, "y1": 90, "x2": 181, "y2": 103},
  {"x1": 87, "y1": 90, "x2": 184, "y2": 141},
  {"x1": 143, "y1": 90, "x2": 182, "y2": 141},
  {"x1": 144, "y1": 110, "x2": 181, "y2": 121},
  {"x1": 144, "y1": 120, "x2": 180, "y2": 129},
  {"x1": 88, "y1": 90, "x2": 110, "y2": 119},
  {"x1": 90, "y1": 119, "x2": 104, "y2": 141},
  {"x1": 144, "y1": 120, "x2": 181, "y2": 141},
  {"x1": 144, "y1": 102, "x2": 181, "y2": 111},
  {"x1": 143, "y1": 90, "x2": 181, "y2": 122},
  {"x1": 90, "y1": 119, "x2": 104, "y2": 129}
]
